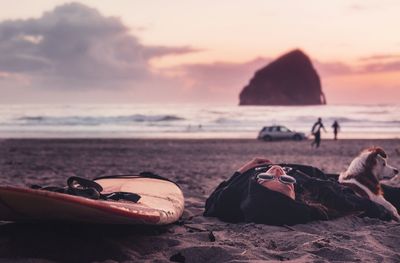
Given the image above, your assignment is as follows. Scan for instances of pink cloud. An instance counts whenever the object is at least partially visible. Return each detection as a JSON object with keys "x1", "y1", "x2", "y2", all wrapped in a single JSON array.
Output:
[
  {"x1": 167, "y1": 57, "x2": 271, "y2": 102},
  {"x1": 361, "y1": 61, "x2": 400, "y2": 73},
  {"x1": 314, "y1": 56, "x2": 400, "y2": 77},
  {"x1": 359, "y1": 54, "x2": 400, "y2": 61},
  {"x1": 313, "y1": 61, "x2": 354, "y2": 76}
]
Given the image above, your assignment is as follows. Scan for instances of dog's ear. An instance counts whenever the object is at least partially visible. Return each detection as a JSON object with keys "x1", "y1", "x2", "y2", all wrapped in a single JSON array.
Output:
[
  {"x1": 364, "y1": 147, "x2": 387, "y2": 169},
  {"x1": 365, "y1": 152, "x2": 377, "y2": 170},
  {"x1": 371, "y1": 147, "x2": 387, "y2": 159}
]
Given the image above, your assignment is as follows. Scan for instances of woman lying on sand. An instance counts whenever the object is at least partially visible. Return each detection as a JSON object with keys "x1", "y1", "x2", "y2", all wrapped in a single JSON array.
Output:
[{"x1": 204, "y1": 158, "x2": 400, "y2": 225}]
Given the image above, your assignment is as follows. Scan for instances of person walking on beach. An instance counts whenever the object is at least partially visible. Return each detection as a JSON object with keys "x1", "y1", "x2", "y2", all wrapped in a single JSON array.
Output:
[
  {"x1": 332, "y1": 120, "x2": 340, "y2": 140},
  {"x1": 311, "y1": 117, "x2": 326, "y2": 148}
]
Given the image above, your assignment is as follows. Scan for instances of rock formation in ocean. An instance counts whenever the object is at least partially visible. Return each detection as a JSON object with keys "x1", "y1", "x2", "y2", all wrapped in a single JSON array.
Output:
[{"x1": 239, "y1": 49, "x2": 326, "y2": 105}]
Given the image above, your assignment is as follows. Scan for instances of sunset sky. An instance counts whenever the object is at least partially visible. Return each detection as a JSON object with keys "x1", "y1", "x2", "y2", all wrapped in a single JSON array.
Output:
[{"x1": 0, "y1": 0, "x2": 399, "y2": 104}]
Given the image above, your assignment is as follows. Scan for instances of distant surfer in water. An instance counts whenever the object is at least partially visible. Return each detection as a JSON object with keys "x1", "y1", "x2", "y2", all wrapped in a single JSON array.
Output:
[
  {"x1": 332, "y1": 120, "x2": 340, "y2": 140},
  {"x1": 311, "y1": 117, "x2": 326, "y2": 148}
]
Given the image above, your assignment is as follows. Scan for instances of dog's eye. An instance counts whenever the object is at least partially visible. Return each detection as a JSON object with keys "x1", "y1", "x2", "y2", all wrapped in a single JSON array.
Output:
[{"x1": 383, "y1": 162, "x2": 386, "y2": 166}]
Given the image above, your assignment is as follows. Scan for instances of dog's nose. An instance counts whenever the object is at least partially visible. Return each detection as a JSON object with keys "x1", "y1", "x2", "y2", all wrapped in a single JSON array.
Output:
[{"x1": 394, "y1": 168, "x2": 399, "y2": 175}]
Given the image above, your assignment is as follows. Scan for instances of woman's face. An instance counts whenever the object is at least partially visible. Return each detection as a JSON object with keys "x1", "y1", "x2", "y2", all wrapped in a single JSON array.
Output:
[{"x1": 259, "y1": 165, "x2": 296, "y2": 200}]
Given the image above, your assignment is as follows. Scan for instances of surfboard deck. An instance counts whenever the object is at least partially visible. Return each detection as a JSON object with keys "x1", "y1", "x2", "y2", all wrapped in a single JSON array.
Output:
[{"x1": 0, "y1": 177, "x2": 184, "y2": 225}]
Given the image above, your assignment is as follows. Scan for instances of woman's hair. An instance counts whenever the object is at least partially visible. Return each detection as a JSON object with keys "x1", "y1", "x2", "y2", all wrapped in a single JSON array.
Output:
[
  {"x1": 295, "y1": 177, "x2": 364, "y2": 219},
  {"x1": 297, "y1": 190, "x2": 330, "y2": 218}
]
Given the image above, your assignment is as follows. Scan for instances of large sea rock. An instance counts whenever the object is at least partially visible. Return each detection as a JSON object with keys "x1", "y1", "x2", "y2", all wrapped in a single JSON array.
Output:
[{"x1": 239, "y1": 49, "x2": 326, "y2": 105}]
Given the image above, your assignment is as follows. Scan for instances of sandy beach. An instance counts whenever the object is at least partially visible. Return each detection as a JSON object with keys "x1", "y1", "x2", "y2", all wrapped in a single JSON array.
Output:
[{"x1": 0, "y1": 138, "x2": 399, "y2": 262}]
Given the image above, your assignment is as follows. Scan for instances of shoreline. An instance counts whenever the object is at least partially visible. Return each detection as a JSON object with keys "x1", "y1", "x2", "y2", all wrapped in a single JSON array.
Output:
[
  {"x1": 1, "y1": 137, "x2": 399, "y2": 141},
  {"x1": 0, "y1": 134, "x2": 399, "y2": 140}
]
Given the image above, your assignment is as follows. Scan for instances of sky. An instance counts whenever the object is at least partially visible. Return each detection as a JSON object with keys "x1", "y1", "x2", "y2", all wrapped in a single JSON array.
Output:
[{"x1": 0, "y1": 0, "x2": 399, "y2": 104}]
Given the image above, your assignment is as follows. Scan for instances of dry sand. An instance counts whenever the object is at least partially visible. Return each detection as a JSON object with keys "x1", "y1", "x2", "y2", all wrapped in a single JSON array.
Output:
[{"x1": 0, "y1": 138, "x2": 399, "y2": 262}]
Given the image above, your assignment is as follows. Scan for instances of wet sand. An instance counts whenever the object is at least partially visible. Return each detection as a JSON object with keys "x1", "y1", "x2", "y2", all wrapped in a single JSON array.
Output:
[{"x1": 0, "y1": 139, "x2": 399, "y2": 262}]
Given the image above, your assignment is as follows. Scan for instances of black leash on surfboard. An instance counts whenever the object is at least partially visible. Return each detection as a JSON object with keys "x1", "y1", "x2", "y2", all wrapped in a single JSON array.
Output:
[
  {"x1": 30, "y1": 172, "x2": 177, "y2": 203},
  {"x1": 31, "y1": 176, "x2": 141, "y2": 203},
  {"x1": 31, "y1": 172, "x2": 180, "y2": 203}
]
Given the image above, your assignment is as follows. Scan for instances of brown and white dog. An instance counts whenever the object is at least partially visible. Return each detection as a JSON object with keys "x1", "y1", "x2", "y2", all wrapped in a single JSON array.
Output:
[{"x1": 339, "y1": 147, "x2": 399, "y2": 221}]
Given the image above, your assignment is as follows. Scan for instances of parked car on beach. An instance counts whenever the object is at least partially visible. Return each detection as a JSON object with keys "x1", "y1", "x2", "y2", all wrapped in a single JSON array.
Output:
[{"x1": 257, "y1": 125, "x2": 306, "y2": 141}]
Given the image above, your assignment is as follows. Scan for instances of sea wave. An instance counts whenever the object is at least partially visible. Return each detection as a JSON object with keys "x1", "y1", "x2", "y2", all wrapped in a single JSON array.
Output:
[
  {"x1": 296, "y1": 116, "x2": 369, "y2": 123},
  {"x1": 16, "y1": 114, "x2": 185, "y2": 126},
  {"x1": 214, "y1": 117, "x2": 243, "y2": 124}
]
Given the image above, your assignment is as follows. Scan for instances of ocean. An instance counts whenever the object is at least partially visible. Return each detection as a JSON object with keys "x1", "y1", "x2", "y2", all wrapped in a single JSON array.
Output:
[{"x1": 0, "y1": 104, "x2": 398, "y2": 139}]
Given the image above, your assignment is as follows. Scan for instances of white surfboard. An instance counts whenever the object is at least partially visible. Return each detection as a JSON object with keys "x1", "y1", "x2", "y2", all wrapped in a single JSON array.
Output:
[{"x1": 0, "y1": 176, "x2": 184, "y2": 225}]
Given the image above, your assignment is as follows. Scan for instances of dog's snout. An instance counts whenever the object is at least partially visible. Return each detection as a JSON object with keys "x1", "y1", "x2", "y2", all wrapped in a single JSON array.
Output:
[{"x1": 394, "y1": 168, "x2": 399, "y2": 175}]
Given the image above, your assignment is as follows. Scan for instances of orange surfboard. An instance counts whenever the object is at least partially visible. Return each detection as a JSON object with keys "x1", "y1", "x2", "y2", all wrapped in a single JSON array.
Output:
[{"x1": 0, "y1": 176, "x2": 184, "y2": 225}]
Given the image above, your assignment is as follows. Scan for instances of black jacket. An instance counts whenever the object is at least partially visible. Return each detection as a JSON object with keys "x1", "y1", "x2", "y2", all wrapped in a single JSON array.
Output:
[{"x1": 204, "y1": 164, "x2": 397, "y2": 225}]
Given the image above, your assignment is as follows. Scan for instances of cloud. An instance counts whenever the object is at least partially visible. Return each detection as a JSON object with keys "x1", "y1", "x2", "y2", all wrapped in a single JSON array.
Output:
[
  {"x1": 313, "y1": 61, "x2": 354, "y2": 76},
  {"x1": 355, "y1": 54, "x2": 400, "y2": 73},
  {"x1": 169, "y1": 57, "x2": 270, "y2": 101},
  {"x1": 314, "y1": 56, "x2": 400, "y2": 77},
  {"x1": 359, "y1": 54, "x2": 400, "y2": 61},
  {"x1": 360, "y1": 61, "x2": 400, "y2": 73},
  {"x1": 0, "y1": 2, "x2": 196, "y2": 89}
]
